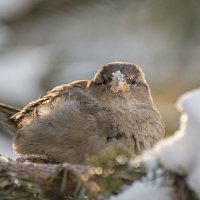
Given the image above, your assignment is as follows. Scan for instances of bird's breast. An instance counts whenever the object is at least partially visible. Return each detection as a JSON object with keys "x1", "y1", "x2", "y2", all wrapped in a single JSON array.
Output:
[{"x1": 109, "y1": 99, "x2": 142, "y2": 137}]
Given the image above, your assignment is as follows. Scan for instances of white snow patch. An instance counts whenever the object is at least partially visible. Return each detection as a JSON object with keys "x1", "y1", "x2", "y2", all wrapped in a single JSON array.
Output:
[
  {"x1": 141, "y1": 88, "x2": 200, "y2": 174},
  {"x1": 141, "y1": 150, "x2": 158, "y2": 171},
  {"x1": 110, "y1": 181, "x2": 173, "y2": 200},
  {"x1": 176, "y1": 88, "x2": 200, "y2": 124},
  {"x1": 187, "y1": 158, "x2": 200, "y2": 198},
  {"x1": 112, "y1": 70, "x2": 125, "y2": 81},
  {"x1": 139, "y1": 88, "x2": 200, "y2": 198}
]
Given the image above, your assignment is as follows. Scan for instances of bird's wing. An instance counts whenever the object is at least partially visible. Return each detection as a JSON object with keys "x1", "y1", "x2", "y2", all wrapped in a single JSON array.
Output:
[
  {"x1": 12, "y1": 80, "x2": 88, "y2": 124},
  {"x1": 12, "y1": 80, "x2": 113, "y2": 137}
]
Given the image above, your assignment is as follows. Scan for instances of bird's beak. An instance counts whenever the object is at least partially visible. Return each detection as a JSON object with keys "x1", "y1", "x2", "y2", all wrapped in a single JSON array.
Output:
[{"x1": 110, "y1": 80, "x2": 130, "y2": 93}]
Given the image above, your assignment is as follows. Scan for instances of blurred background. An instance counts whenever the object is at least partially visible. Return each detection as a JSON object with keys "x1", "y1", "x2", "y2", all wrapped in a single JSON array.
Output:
[{"x1": 0, "y1": 0, "x2": 200, "y2": 158}]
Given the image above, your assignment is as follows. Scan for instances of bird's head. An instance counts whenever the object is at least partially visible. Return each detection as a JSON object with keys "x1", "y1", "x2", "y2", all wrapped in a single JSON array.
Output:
[{"x1": 88, "y1": 62, "x2": 150, "y2": 101}]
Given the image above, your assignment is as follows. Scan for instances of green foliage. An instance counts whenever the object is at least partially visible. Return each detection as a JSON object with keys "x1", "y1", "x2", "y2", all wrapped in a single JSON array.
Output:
[
  {"x1": 83, "y1": 148, "x2": 146, "y2": 199},
  {"x1": 0, "y1": 173, "x2": 47, "y2": 200},
  {"x1": 0, "y1": 148, "x2": 198, "y2": 200}
]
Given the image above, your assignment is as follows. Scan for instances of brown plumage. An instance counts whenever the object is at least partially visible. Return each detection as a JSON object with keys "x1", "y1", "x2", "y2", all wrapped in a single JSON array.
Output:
[{"x1": 0, "y1": 62, "x2": 164, "y2": 163}]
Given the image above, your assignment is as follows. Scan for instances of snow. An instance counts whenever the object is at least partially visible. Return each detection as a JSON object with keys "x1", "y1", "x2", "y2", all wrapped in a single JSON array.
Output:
[
  {"x1": 177, "y1": 88, "x2": 200, "y2": 124},
  {"x1": 142, "y1": 88, "x2": 200, "y2": 198},
  {"x1": 141, "y1": 88, "x2": 200, "y2": 174},
  {"x1": 141, "y1": 150, "x2": 158, "y2": 171},
  {"x1": 187, "y1": 158, "x2": 200, "y2": 198},
  {"x1": 112, "y1": 70, "x2": 125, "y2": 81},
  {"x1": 110, "y1": 70, "x2": 130, "y2": 93},
  {"x1": 113, "y1": 88, "x2": 200, "y2": 199},
  {"x1": 110, "y1": 181, "x2": 173, "y2": 200}
]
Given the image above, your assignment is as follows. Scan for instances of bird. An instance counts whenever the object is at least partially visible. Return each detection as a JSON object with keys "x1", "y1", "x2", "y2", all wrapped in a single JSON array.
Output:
[{"x1": 0, "y1": 62, "x2": 164, "y2": 164}]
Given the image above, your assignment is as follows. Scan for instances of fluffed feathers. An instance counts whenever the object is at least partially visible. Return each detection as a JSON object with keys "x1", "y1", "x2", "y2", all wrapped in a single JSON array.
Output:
[{"x1": 0, "y1": 62, "x2": 165, "y2": 163}]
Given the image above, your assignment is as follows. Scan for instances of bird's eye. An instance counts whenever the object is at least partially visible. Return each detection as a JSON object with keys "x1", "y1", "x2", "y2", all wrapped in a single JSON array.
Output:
[
  {"x1": 102, "y1": 78, "x2": 107, "y2": 84},
  {"x1": 131, "y1": 79, "x2": 138, "y2": 86}
]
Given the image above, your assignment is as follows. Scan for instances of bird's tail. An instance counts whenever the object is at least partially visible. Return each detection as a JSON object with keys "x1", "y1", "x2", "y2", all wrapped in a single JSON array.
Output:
[{"x1": 0, "y1": 103, "x2": 19, "y2": 132}]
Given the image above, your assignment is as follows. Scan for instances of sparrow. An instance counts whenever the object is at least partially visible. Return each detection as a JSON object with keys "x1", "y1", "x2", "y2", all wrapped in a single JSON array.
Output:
[{"x1": 0, "y1": 62, "x2": 164, "y2": 164}]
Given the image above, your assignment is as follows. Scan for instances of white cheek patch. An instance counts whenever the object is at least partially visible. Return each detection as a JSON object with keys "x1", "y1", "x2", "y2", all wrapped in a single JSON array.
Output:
[{"x1": 112, "y1": 70, "x2": 125, "y2": 81}]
